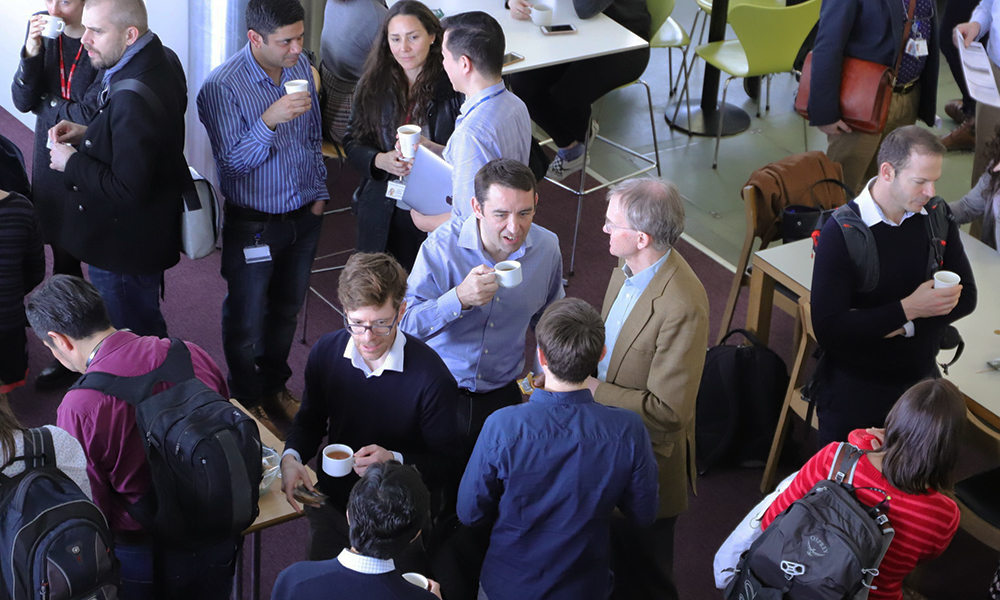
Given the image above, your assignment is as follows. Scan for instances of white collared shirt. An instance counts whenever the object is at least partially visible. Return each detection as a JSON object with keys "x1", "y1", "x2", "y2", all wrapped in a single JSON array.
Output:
[
  {"x1": 336, "y1": 548, "x2": 395, "y2": 574},
  {"x1": 854, "y1": 178, "x2": 927, "y2": 337},
  {"x1": 343, "y1": 330, "x2": 407, "y2": 378}
]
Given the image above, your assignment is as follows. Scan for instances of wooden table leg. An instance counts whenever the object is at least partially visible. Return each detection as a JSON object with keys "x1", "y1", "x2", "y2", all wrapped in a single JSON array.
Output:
[{"x1": 746, "y1": 260, "x2": 776, "y2": 346}]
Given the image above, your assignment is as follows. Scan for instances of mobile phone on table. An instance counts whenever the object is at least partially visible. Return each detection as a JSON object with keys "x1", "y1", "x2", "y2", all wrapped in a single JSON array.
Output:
[
  {"x1": 503, "y1": 52, "x2": 525, "y2": 67},
  {"x1": 541, "y1": 24, "x2": 578, "y2": 35},
  {"x1": 432, "y1": 8, "x2": 445, "y2": 18}
]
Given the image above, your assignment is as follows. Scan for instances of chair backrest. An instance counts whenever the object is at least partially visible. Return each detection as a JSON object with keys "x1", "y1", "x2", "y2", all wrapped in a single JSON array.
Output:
[
  {"x1": 647, "y1": 0, "x2": 675, "y2": 39},
  {"x1": 729, "y1": 0, "x2": 820, "y2": 76}
]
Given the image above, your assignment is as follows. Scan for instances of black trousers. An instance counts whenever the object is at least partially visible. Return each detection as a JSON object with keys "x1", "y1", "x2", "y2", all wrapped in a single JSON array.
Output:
[
  {"x1": 813, "y1": 364, "x2": 920, "y2": 446},
  {"x1": 509, "y1": 47, "x2": 651, "y2": 148},
  {"x1": 456, "y1": 381, "x2": 522, "y2": 459},
  {"x1": 940, "y1": 0, "x2": 982, "y2": 117},
  {"x1": 610, "y1": 515, "x2": 679, "y2": 600}
]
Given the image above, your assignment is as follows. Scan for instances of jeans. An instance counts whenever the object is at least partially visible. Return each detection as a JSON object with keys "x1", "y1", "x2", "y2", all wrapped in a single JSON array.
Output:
[
  {"x1": 220, "y1": 210, "x2": 321, "y2": 404},
  {"x1": 88, "y1": 266, "x2": 167, "y2": 338},
  {"x1": 114, "y1": 538, "x2": 238, "y2": 600}
]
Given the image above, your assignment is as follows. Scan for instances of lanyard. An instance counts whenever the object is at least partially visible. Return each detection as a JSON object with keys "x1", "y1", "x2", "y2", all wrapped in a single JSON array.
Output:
[
  {"x1": 58, "y1": 35, "x2": 84, "y2": 100},
  {"x1": 458, "y1": 87, "x2": 506, "y2": 124}
]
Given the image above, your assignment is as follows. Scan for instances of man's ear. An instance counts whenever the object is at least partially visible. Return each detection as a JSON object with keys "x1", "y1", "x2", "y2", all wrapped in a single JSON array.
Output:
[
  {"x1": 124, "y1": 25, "x2": 141, "y2": 46},
  {"x1": 460, "y1": 54, "x2": 473, "y2": 76},
  {"x1": 46, "y1": 331, "x2": 74, "y2": 354},
  {"x1": 537, "y1": 347, "x2": 548, "y2": 367},
  {"x1": 599, "y1": 345, "x2": 607, "y2": 361},
  {"x1": 878, "y1": 161, "x2": 895, "y2": 183},
  {"x1": 247, "y1": 29, "x2": 264, "y2": 48}
]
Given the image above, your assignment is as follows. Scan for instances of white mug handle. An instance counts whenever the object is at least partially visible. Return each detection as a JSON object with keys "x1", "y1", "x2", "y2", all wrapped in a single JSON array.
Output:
[{"x1": 56, "y1": 20, "x2": 65, "y2": 32}]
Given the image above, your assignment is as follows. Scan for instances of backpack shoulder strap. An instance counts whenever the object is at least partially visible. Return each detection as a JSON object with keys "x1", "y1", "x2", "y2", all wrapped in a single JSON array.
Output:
[
  {"x1": 70, "y1": 338, "x2": 197, "y2": 407},
  {"x1": 0, "y1": 427, "x2": 56, "y2": 474},
  {"x1": 831, "y1": 204, "x2": 879, "y2": 293},
  {"x1": 110, "y1": 78, "x2": 166, "y2": 122},
  {"x1": 923, "y1": 196, "x2": 952, "y2": 279}
]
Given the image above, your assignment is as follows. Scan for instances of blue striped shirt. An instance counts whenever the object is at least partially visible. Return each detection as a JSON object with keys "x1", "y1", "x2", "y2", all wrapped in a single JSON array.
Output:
[
  {"x1": 443, "y1": 82, "x2": 531, "y2": 220},
  {"x1": 400, "y1": 215, "x2": 564, "y2": 391},
  {"x1": 196, "y1": 43, "x2": 328, "y2": 213}
]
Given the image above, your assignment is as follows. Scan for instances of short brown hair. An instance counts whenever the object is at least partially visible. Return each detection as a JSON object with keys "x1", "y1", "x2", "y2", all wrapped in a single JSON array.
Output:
[
  {"x1": 337, "y1": 253, "x2": 408, "y2": 313},
  {"x1": 876, "y1": 125, "x2": 946, "y2": 174},
  {"x1": 880, "y1": 378, "x2": 966, "y2": 494},
  {"x1": 536, "y1": 298, "x2": 605, "y2": 384}
]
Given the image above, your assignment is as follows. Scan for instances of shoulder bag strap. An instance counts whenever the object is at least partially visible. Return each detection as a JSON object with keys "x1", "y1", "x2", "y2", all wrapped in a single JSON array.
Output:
[{"x1": 893, "y1": 0, "x2": 918, "y2": 78}]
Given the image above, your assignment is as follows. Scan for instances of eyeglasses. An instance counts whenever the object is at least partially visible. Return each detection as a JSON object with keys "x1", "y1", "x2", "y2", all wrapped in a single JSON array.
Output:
[
  {"x1": 343, "y1": 312, "x2": 399, "y2": 336},
  {"x1": 603, "y1": 218, "x2": 636, "y2": 232}
]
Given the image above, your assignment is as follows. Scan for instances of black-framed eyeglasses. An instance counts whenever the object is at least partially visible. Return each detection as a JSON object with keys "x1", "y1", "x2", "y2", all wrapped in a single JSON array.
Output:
[{"x1": 343, "y1": 312, "x2": 399, "y2": 336}]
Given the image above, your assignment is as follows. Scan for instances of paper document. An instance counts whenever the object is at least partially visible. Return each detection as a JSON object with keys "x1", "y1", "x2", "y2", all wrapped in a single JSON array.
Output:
[{"x1": 956, "y1": 29, "x2": 1000, "y2": 108}]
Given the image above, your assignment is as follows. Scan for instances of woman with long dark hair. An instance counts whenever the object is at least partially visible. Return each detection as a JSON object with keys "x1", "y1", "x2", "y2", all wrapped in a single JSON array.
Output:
[
  {"x1": 760, "y1": 379, "x2": 965, "y2": 600},
  {"x1": 343, "y1": 0, "x2": 462, "y2": 271},
  {"x1": 951, "y1": 122, "x2": 1000, "y2": 252}
]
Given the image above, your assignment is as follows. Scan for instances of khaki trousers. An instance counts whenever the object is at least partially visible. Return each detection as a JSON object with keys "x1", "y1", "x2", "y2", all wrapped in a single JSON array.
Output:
[{"x1": 825, "y1": 84, "x2": 921, "y2": 196}]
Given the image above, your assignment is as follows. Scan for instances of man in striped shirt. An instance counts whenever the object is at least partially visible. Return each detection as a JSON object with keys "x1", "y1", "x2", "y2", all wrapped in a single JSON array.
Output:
[{"x1": 197, "y1": 0, "x2": 328, "y2": 436}]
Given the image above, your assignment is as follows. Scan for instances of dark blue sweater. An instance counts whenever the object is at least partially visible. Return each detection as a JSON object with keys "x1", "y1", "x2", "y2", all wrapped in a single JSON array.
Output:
[
  {"x1": 272, "y1": 559, "x2": 436, "y2": 600},
  {"x1": 285, "y1": 330, "x2": 461, "y2": 509},
  {"x1": 811, "y1": 201, "x2": 977, "y2": 385}
]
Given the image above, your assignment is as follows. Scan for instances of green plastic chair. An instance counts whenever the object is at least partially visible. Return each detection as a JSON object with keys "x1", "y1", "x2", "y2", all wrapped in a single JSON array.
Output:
[
  {"x1": 680, "y1": 0, "x2": 820, "y2": 167},
  {"x1": 649, "y1": 0, "x2": 692, "y2": 98}
]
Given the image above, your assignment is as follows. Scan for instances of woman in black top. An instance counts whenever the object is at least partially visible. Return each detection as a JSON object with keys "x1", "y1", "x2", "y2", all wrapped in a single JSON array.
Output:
[
  {"x1": 343, "y1": 0, "x2": 462, "y2": 271},
  {"x1": 11, "y1": 0, "x2": 102, "y2": 278}
]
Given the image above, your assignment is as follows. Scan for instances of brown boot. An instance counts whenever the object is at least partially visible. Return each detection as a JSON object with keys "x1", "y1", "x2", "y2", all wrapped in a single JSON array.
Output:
[
  {"x1": 942, "y1": 118, "x2": 975, "y2": 152},
  {"x1": 263, "y1": 388, "x2": 301, "y2": 421},
  {"x1": 944, "y1": 99, "x2": 966, "y2": 124}
]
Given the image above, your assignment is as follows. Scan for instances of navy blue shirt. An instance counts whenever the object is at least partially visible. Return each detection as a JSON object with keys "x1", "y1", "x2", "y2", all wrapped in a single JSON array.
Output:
[{"x1": 457, "y1": 388, "x2": 659, "y2": 600}]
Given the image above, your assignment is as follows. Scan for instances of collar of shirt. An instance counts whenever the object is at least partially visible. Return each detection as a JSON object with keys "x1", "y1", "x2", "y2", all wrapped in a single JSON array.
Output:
[
  {"x1": 530, "y1": 388, "x2": 594, "y2": 405},
  {"x1": 457, "y1": 81, "x2": 507, "y2": 121},
  {"x1": 102, "y1": 30, "x2": 155, "y2": 89},
  {"x1": 343, "y1": 330, "x2": 407, "y2": 378},
  {"x1": 621, "y1": 250, "x2": 670, "y2": 289},
  {"x1": 336, "y1": 548, "x2": 396, "y2": 574},
  {"x1": 855, "y1": 178, "x2": 927, "y2": 227},
  {"x1": 458, "y1": 214, "x2": 533, "y2": 263},
  {"x1": 87, "y1": 330, "x2": 138, "y2": 370}
]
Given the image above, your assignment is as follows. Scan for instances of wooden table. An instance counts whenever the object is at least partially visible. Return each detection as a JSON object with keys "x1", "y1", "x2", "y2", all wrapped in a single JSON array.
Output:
[
  {"x1": 232, "y1": 400, "x2": 315, "y2": 600},
  {"x1": 390, "y1": 0, "x2": 649, "y2": 74},
  {"x1": 743, "y1": 233, "x2": 1000, "y2": 429}
]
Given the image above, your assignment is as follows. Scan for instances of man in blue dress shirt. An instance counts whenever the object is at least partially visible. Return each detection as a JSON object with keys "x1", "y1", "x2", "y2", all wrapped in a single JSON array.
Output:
[
  {"x1": 272, "y1": 462, "x2": 442, "y2": 600},
  {"x1": 197, "y1": 0, "x2": 328, "y2": 435},
  {"x1": 457, "y1": 297, "x2": 659, "y2": 600},
  {"x1": 401, "y1": 159, "x2": 564, "y2": 455}
]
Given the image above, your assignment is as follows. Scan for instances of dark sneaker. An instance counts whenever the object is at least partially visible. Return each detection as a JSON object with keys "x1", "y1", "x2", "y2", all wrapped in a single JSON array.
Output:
[
  {"x1": 263, "y1": 388, "x2": 301, "y2": 422},
  {"x1": 35, "y1": 360, "x2": 79, "y2": 391}
]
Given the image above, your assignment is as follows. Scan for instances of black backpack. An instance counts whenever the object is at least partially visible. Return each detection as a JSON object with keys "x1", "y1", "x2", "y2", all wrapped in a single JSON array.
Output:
[
  {"x1": 0, "y1": 428, "x2": 118, "y2": 600},
  {"x1": 725, "y1": 443, "x2": 894, "y2": 600},
  {"x1": 696, "y1": 329, "x2": 789, "y2": 474},
  {"x1": 70, "y1": 339, "x2": 262, "y2": 549}
]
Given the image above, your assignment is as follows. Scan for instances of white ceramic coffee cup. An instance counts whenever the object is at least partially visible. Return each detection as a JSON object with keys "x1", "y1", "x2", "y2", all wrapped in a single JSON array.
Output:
[
  {"x1": 397, "y1": 125, "x2": 422, "y2": 161},
  {"x1": 933, "y1": 270, "x2": 961, "y2": 289},
  {"x1": 402, "y1": 573, "x2": 430, "y2": 590},
  {"x1": 321, "y1": 444, "x2": 354, "y2": 477},
  {"x1": 530, "y1": 4, "x2": 553, "y2": 26},
  {"x1": 284, "y1": 79, "x2": 309, "y2": 95},
  {"x1": 494, "y1": 260, "x2": 522, "y2": 288},
  {"x1": 40, "y1": 15, "x2": 65, "y2": 39}
]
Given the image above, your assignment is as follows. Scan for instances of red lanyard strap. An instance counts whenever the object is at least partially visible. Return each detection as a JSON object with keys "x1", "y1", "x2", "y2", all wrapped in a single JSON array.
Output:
[{"x1": 58, "y1": 35, "x2": 84, "y2": 100}]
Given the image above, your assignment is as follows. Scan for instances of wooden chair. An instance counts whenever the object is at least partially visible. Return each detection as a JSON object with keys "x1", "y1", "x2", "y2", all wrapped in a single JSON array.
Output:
[
  {"x1": 717, "y1": 183, "x2": 799, "y2": 345},
  {"x1": 760, "y1": 298, "x2": 818, "y2": 493},
  {"x1": 948, "y1": 416, "x2": 1000, "y2": 551}
]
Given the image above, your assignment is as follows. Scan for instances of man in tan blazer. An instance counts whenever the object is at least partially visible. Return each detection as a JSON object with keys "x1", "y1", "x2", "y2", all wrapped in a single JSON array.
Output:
[{"x1": 585, "y1": 177, "x2": 709, "y2": 600}]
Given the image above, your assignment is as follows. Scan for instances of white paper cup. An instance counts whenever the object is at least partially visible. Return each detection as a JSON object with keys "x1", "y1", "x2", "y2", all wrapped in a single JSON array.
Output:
[
  {"x1": 402, "y1": 573, "x2": 430, "y2": 590},
  {"x1": 494, "y1": 260, "x2": 522, "y2": 288},
  {"x1": 40, "y1": 16, "x2": 65, "y2": 39},
  {"x1": 933, "y1": 270, "x2": 960, "y2": 289},
  {"x1": 530, "y1": 4, "x2": 553, "y2": 26},
  {"x1": 397, "y1": 125, "x2": 422, "y2": 160},
  {"x1": 321, "y1": 444, "x2": 354, "y2": 477},
  {"x1": 284, "y1": 79, "x2": 309, "y2": 95}
]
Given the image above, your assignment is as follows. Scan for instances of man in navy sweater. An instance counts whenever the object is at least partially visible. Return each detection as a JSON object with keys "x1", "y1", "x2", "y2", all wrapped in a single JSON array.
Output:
[
  {"x1": 811, "y1": 126, "x2": 977, "y2": 444},
  {"x1": 458, "y1": 298, "x2": 659, "y2": 600},
  {"x1": 279, "y1": 252, "x2": 461, "y2": 565},
  {"x1": 272, "y1": 462, "x2": 442, "y2": 600}
]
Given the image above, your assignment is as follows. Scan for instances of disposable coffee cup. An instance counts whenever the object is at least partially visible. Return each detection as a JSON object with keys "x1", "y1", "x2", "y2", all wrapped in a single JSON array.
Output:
[
  {"x1": 284, "y1": 79, "x2": 309, "y2": 95},
  {"x1": 530, "y1": 4, "x2": 553, "y2": 26},
  {"x1": 321, "y1": 444, "x2": 354, "y2": 477},
  {"x1": 494, "y1": 260, "x2": 522, "y2": 288},
  {"x1": 402, "y1": 573, "x2": 430, "y2": 590},
  {"x1": 933, "y1": 270, "x2": 960, "y2": 289},
  {"x1": 397, "y1": 125, "x2": 422, "y2": 161},
  {"x1": 40, "y1": 15, "x2": 65, "y2": 39}
]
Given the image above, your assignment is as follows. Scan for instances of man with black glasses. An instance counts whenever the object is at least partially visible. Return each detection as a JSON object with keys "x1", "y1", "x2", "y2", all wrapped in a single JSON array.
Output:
[{"x1": 279, "y1": 252, "x2": 461, "y2": 566}]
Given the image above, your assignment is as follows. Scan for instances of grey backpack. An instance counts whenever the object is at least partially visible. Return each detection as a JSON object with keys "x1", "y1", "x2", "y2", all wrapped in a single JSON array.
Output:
[{"x1": 724, "y1": 443, "x2": 894, "y2": 600}]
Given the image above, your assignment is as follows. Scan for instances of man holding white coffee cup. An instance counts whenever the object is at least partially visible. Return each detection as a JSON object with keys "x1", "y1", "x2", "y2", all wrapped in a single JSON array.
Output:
[
  {"x1": 402, "y1": 159, "x2": 564, "y2": 455},
  {"x1": 280, "y1": 252, "x2": 460, "y2": 567},
  {"x1": 273, "y1": 462, "x2": 443, "y2": 600},
  {"x1": 197, "y1": 0, "x2": 328, "y2": 437},
  {"x1": 811, "y1": 126, "x2": 977, "y2": 445}
]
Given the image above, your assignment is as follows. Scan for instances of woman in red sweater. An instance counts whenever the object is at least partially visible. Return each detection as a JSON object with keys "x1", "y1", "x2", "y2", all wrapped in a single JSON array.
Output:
[{"x1": 761, "y1": 378, "x2": 965, "y2": 600}]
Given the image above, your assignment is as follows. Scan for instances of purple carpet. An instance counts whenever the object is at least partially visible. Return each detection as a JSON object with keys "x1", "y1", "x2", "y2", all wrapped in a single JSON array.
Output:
[{"x1": 2, "y1": 110, "x2": 996, "y2": 599}]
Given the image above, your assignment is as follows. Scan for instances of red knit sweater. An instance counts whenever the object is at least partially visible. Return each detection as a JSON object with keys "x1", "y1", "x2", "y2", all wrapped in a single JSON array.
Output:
[{"x1": 761, "y1": 436, "x2": 959, "y2": 600}]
